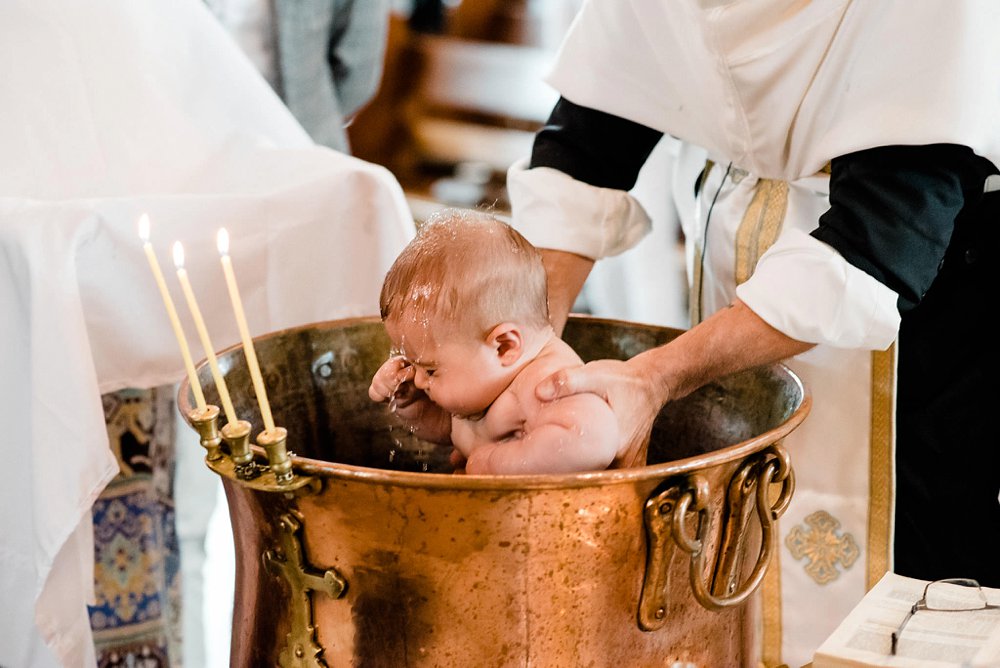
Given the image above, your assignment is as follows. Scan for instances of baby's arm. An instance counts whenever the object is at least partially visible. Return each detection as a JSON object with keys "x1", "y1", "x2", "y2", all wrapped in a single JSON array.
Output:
[
  {"x1": 461, "y1": 393, "x2": 619, "y2": 475},
  {"x1": 369, "y1": 356, "x2": 452, "y2": 444}
]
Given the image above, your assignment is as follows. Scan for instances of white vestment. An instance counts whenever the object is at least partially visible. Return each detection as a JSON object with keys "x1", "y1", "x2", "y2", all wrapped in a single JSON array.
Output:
[{"x1": 0, "y1": 1, "x2": 414, "y2": 666}]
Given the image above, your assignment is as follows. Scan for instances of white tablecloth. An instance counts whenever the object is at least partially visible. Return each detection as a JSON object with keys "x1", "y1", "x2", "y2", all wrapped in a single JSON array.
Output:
[{"x1": 0, "y1": 1, "x2": 414, "y2": 665}]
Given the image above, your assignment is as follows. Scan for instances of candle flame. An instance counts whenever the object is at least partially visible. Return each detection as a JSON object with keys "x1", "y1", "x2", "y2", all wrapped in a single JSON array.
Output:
[
  {"x1": 172, "y1": 241, "x2": 185, "y2": 269},
  {"x1": 217, "y1": 228, "x2": 230, "y2": 256},
  {"x1": 138, "y1": 213, "x2": 151, "y2": 242}
]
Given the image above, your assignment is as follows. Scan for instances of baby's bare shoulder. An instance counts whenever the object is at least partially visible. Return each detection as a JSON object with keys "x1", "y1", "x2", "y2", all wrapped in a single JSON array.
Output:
[
  {"x1": 518, "y1": 339, "x2": 583, "y2": 385},
  {"x1": 509, "y1": 342, "x2": 600, "y2": 414}
]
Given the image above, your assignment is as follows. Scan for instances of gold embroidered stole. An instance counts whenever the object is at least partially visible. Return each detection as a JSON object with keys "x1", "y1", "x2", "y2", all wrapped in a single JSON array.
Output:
[{"x1": 867, "y1": 346, "x2": 895, "y2": 589}]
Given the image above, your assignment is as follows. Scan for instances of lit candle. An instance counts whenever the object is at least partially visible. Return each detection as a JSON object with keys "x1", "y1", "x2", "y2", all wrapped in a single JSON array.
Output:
[
  {"x1": 216, "y1": 228, "x2": 275, "y2": 433},
  {"x1": 172, "y1": 241, "x2": 239, "y2": 426},
  {"x1": 138, "y1": 214, "x2": 207, "y2": 413}
]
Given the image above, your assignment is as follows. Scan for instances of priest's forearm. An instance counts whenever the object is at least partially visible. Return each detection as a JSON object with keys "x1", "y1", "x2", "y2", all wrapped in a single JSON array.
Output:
[
  {"x1": 640, "y1": 299, "x2": 815, "y2": 404},
  {"x1": 540, "y1": 249, "x2": 594, "y2": 335}
]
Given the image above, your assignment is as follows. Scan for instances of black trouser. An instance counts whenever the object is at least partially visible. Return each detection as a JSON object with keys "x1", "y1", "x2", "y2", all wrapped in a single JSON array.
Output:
[{"x1": 895, "y1": 189, "x2": 1000, "y2": 587}]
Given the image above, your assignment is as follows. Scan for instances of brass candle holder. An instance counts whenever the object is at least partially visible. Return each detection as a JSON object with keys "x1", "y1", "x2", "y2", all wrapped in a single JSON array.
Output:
[
  {"x1": 177, "y1": 347, "x2": 314, "y2": 492},
  {"x1": 257, "y1": 427, "x2": 293, "y2": 485},
  {"x1": 193, "y1": 416, "x2": 316, "y2": 494},
  {"x1": 221, "y1": 419, "x2": 258, "y2": 480},
  {"x1": 188, "y1": 405, "x2": 224, "y2": 461}
]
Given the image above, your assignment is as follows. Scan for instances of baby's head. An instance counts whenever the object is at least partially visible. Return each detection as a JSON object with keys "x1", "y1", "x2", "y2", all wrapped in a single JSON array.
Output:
[
  {"x1": 378, "y1": 209, "x2": 551, "y2": 417},
  {"x1": 380, "y1": 209, "x2": 549, "y2": 341}
]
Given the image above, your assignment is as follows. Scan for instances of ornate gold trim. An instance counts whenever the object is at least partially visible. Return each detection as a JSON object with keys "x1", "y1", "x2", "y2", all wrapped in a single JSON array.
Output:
[
  {"x1": 785, "y1": 510, "x2": 860, "y2": 584},
  {"x1": 761, "y1": 531, "x2": 783, "y2": 667},
  {"x1": 867, "y1": 345, "x2": 896, "y2": 589},
  {"x1": 734, "y1": 179, "x2": 789, "y2": 286}
]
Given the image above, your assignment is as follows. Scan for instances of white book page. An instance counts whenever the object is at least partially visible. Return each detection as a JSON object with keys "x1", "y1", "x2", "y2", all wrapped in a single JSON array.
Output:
[{"x1": 813, "y1": 573, "x2": 1000, "y2": 668}]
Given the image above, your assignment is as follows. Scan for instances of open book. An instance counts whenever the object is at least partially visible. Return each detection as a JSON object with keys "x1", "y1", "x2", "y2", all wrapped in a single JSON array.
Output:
[{"x1": 813, "y1": 572, "x2": 1000, "y2": 667}]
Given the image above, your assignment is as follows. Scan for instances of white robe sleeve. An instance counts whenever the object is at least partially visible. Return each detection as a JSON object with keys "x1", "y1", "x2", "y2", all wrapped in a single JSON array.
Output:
[
  {"x1": 506, "y1": 158, "x2": 652, "y2": 259},
  {"x1": 735, "y1": 228, "x2": 900, "y2": 349}
]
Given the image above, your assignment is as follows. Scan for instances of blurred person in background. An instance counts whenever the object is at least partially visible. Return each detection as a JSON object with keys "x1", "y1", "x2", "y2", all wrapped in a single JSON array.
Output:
[{"x1": 206, "y1": 0, "x2": 391, "y2": 153}]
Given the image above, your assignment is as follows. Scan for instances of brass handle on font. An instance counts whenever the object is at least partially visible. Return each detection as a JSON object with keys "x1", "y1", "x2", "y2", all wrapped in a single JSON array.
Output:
[{"x1": 638, "y1": 444, "x2": 795, "y2": 629}]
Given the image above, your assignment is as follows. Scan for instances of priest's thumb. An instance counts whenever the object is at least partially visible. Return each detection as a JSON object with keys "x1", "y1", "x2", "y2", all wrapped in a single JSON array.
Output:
[{"x1": 536, "y1": 369, "x2": 574, "y2": 402}]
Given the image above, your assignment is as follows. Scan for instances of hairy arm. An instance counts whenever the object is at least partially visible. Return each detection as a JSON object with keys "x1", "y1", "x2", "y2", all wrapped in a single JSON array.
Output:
[
  {"x1": 540, "y1": 249, "x2": 594, "y2": 335},
  {"x1": 536, "y1": 300, "x2": 814, "y2": 467}
]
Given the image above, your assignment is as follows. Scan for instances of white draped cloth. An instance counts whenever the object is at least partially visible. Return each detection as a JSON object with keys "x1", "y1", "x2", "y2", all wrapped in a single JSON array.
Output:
[{"x1": 0, "y1": 2, "x2": 414, "y2": 666}]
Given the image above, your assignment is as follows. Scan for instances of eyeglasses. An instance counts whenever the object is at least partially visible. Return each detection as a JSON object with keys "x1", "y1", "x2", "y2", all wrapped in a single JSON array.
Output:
[{"x1": 891, "y1": 578, "x2": 1000, "y2": 655}]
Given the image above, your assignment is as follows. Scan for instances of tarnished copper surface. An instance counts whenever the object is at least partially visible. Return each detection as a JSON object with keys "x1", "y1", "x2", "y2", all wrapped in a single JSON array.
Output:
[{"x1": 180, "y1": 316, "x2": 810, "y2": 667}]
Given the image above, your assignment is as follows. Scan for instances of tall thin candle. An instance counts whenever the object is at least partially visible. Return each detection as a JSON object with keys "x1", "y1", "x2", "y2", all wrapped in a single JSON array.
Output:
[
  {"x1": 216, "y1": 228, "x2": 275, "y2": 433},
  {"x1": 138, "y1": 214, "x2": 207, "y2": 412},
  {"x1": 172, "y1": 241, "x2": 239, "y2": 426}
]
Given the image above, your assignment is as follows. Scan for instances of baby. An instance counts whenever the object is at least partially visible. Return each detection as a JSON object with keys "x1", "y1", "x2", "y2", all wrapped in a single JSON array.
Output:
[{"x1": 368, "y1": 209, "x2": 622, "y2": 474}]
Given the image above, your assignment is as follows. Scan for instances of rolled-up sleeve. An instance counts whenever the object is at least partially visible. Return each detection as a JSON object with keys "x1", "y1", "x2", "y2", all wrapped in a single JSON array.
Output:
[
  {"x1": 507, "y1": 96, "x2": 663, "y2": 259},
  {"x1": 736, "y1": 228, "x2": 900, "y2": 348},
  {"x1": 506, "y1": 158, "x2": 653, "y2": 259}
]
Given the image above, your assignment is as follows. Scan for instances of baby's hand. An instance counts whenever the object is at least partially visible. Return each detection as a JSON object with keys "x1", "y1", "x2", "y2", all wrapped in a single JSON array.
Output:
[
  {"x1": 368, "y1": 355, "x2": 416, "y2": 404},
  {"x1": 369, "y1": 353, "x2": 453, "y2": 445},
  {"x1": 368, "y1": 355, "x2": 429, "y2": 411}
]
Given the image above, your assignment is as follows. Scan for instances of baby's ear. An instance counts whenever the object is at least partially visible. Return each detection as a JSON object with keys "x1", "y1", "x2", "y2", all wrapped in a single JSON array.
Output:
[{"x1": 487, "y1": 322, "x2": 523, "y2": 365}]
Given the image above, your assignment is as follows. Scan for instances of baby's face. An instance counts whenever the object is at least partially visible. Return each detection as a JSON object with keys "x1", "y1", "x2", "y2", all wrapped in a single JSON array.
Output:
[{"x1": 386, "y1": 315, "x2": 507, "y2": 419}]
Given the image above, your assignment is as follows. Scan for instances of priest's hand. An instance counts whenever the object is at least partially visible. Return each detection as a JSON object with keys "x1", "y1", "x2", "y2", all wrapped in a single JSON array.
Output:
[{"x1": 534, "y1": 354, "x2": 667, "y2": 469}]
